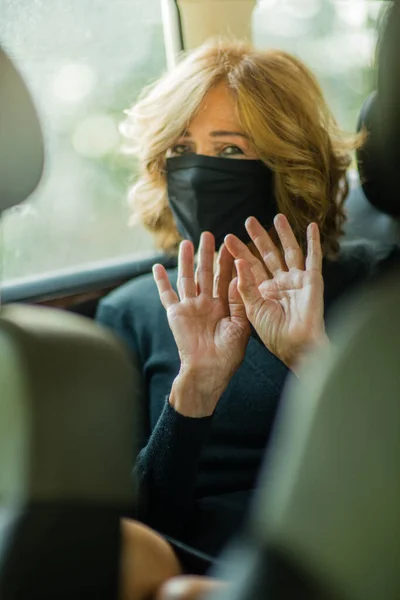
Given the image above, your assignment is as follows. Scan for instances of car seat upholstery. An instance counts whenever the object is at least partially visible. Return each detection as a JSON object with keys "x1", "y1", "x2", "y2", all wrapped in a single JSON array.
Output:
[
  {"x1": 344, "y1": 171, "x2": 400, "y2": 245},
  {"x1": 344, "y1": 91, "x2": 400, "y2": 246},
  {"x1": 0, "y1": 305, "x2": 140, "y2": 599},
  {"x1": 0, "y1": 46, "x2": 44, "y2": 209},
  {"x1": 210, "y1": 264, "x2": 400, "y2": 600},
  {"x1": 0, "y1": 45, "x2": 139, "y2": 599}
]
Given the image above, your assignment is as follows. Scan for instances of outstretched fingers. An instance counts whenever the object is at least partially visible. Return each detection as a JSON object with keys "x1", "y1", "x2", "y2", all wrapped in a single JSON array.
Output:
[
  {"x1": 195, "y1": 232, "x2": 215, "y2": 296},
  {"x1": 227, "y1": 276, "x2": 247, "y2": 323},
  {"x1": 235, "y1": 259, "x2": 264, "y2": 320},
  {"x1": 153, "y1": 264, "x2": 179, "y2": 310},
  {"x1": 245, "y1": 217, "x2": 286, "y2": 275},
  {"x1": 214, "y1": 243, "x2": 234, "y2": 312},
  {"x1": 273, "y1": 214, "x2": 305, "y2": 270},
  {"x1": 224, "y1": 233, "x2": 268, "y2": 287},
  {"x1": 305, "y1": 222, "x2": 323, "y2": 273},
  {"x1": 177, "y1": 240, "x2": 197, "y2": 300}
]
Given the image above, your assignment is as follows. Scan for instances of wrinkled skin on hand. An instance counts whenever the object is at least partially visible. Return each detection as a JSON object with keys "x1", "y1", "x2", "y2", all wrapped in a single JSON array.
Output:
[
  {"x1": 153, "y1": 232, "x2": 250, "y2": 417},
  {"x1": 225, "y1": 214, "x2": 328, "y2": 374}
]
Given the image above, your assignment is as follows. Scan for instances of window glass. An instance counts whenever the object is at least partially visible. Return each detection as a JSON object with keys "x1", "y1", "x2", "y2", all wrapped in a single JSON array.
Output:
[
  {"x1": 253, "y1": 0, "x2": 382, "y2": 132},
  {"x1": 1, "y1": 0, "x2": 166, "y2": 281}
]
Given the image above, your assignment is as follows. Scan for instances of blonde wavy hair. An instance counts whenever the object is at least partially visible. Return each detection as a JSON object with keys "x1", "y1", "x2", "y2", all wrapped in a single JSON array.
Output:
[{"x1": 122, "y1": 38, "x2": 364, "y2": 257}]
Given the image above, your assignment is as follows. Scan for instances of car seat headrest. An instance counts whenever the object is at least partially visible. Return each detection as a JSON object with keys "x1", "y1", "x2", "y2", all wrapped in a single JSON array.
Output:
[
  {"x1": 356, "y1": 2, "x2": 400, "y2": 219},
  {"x1": 378, "y1": 0, "x2": 400, "y2": 193},
  {"x1": 356, "y1": 91, "x2": 400, "y2": 218},
  {"x1": 0, "y1": 46, "x2": 44, "y2": 213}
]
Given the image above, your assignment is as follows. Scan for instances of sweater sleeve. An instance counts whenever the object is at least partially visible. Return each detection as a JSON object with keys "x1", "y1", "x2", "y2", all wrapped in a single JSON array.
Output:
[
  {"x1": 96, "y1": 295, "x2": 214, "y2": 539},
  {"x1": 134, "y1": 399, "x2": 213, "y2": 536}
]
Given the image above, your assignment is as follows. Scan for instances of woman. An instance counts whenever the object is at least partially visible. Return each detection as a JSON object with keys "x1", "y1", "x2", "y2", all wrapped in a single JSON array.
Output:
[{"x1": 97, "y1": 38, "x2": 395, "y2": 599}]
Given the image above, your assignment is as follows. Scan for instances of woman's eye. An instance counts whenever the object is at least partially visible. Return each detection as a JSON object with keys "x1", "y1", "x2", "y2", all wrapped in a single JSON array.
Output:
[
  {"x1": 169, "y1": 144, "x2": 192, "y2": 156},
  {"x1": 220, "y1": 145, "x2": 244, "y2": 157}
]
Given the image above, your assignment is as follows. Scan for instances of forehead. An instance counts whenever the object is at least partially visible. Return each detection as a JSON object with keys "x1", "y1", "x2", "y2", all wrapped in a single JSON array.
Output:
[{"x1": 188, "y1": 82, "x2": 240, "y2": 130}]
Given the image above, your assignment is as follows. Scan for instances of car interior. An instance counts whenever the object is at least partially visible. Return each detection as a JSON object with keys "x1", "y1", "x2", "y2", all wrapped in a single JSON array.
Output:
[{"x1": 1, "y1": 0, "x2": 399, "y2": 598}]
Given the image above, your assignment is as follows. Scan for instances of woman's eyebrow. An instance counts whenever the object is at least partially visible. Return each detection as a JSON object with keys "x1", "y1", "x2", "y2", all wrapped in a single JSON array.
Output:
[
  {"x1": 182, "y1": 130, "x2": 248, "y2": 139},
  {"x1": 209, "y1": 131, "x2": 249, "y2": 138}
]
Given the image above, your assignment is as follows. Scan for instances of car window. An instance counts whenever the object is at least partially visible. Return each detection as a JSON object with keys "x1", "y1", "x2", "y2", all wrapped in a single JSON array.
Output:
[
  {"x1": 253, "y1": 0, "x2": 381, "y2": 132},
  {"x1": 1, "y1": 0, "x2": 165, "y2": 281},
  {"x1": 1, "y1": 0, "x2": 382, "y2": 282}
]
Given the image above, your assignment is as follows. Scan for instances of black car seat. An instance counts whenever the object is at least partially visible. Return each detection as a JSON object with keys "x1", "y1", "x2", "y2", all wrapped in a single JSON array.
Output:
[
  {"x1": 344, "y1": 91, "x2": 400, "y2": 245},
  {"x1": 0, "y1": 46, "x2": 139, "y2": 599},
  {"x1": 210, "y1": 268, "x2": 400, "y2": 600}
]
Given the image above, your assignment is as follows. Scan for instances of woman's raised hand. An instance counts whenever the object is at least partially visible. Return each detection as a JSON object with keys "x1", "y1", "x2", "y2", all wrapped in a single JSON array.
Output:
[
  {"x1": 225, "y1": 214, "x2": 328, "y2": 375},
  {"x1": 153, "y1": 232, "x2": 251, "y2": 417}
]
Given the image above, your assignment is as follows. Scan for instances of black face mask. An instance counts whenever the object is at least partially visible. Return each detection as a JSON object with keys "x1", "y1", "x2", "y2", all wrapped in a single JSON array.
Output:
[{"x1": 166, "y1": 154, "x2": 277, "y2": 250}]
